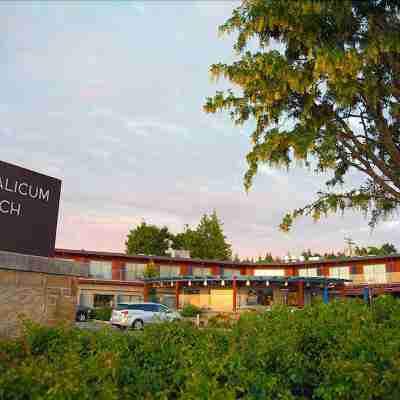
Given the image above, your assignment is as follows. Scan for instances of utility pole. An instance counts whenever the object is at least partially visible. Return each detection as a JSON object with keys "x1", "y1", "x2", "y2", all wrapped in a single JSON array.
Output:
[{"x1": 344, "y1": 237, "x2": 356, "y2": 257}]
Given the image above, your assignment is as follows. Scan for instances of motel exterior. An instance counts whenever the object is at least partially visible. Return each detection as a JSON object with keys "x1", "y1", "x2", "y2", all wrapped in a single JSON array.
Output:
[{"x1": 54, "y1": 249, "x2": 400, "y2": 312}]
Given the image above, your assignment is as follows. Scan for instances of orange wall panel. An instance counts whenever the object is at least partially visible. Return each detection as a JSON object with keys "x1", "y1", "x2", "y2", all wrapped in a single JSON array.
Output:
[{"x1": 112, "y1": 260, "x2": 125, "y2": 280}]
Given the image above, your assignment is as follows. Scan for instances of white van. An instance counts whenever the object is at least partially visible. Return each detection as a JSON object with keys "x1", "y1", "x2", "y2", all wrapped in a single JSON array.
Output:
[{"x1": 110, "y1": 302, "x2": 181, "y2": 330}]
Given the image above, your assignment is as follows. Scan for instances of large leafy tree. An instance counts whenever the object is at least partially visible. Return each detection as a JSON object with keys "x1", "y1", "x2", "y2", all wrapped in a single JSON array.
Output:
[
  {"x1": 205, "y1": 0, "x2": 400, "y2": 230},
  {"x1": 173, "y1": 211, "x2": 232, "y2": 260},
  {"x1": 125, "y1": 221, "x2": 172, "y2": 256}
]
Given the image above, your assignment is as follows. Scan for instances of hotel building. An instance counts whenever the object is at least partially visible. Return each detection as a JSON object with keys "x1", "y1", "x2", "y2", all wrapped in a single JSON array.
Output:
[{"x1": 55, "y1": 249, "x2": 400, "y2": 312}]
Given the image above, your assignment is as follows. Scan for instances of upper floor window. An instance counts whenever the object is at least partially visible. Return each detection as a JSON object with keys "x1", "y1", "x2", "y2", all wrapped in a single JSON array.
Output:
[
  {"x1": 89, "y1": 260, "x2": 112, "y2": 280},
  {"x1": 160, "y1": 265, "x2": 180, "y2": 278},
  {"x1": 192, "y1": 267, "x2": 211, "y2": 277},
  {"x1": 329, "y1": 266, "x2": 350, "y2": 280},
  {"x1": 124, "y1": 263, "x2": 146, "y2": 280},
  {"x1": 221, "y1": 268, "x2": 241, "y2": 277},
  {"x1": 298, "y1": 268, "x2": 318, "y2": 277},
  {"x1": 254, "y1": 269, "x2": 285, "y2": 277},
  {"x1": 364, "y1": 264, "x2": 387, "y2": 284}
]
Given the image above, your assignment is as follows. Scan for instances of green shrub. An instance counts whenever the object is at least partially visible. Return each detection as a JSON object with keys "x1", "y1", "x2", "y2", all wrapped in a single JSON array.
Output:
[
  {"x1": 1, "y1": 298, "x2": 400, "y2": 399},
  {"x1": 92, "y1": 307, "x2": 112, "y2": 321},
  {"x1": 180, "y1": 304, "x2": 202, "y2": 318}
]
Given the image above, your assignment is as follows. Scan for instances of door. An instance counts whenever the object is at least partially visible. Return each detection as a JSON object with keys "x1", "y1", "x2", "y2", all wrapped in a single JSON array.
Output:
[{"x1": 210, "y1": 289, "x2": 233, "y2": 311}]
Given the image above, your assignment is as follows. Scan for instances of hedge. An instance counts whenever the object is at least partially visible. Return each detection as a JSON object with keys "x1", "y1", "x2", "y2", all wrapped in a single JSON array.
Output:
[
  {"x1": 1, "y1": 296, "x2": 400, "y2": 399},
  {"x1": 92, "y1": 307, "x2": 113, "y2": 321},
  {"x1": 180, "y1": 304, "x2": 202, "y2": 318}
]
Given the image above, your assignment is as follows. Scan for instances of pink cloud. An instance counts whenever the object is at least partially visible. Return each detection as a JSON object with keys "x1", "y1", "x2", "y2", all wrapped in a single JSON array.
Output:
[{"x1": 79, "y1": 86, "x2": 110, "y2": 100}]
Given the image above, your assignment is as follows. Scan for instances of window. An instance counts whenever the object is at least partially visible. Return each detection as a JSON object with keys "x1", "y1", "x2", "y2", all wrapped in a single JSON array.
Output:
[
  {"x1": 364, "y1": 264, "x2": 387, "y2": 283},
  {"x1": 298, "y1": 268, "x2": 318, "y2": 277},
  {"x1": 221, "y1": 268, "x2": 241, "y2": 277},
  {"x1": 160, "y1": 265, "x2": 180, "y2": 277},
  {"x1": 192, "y1": 267, "x2": 211, "y2": 277},
  {"x1": 79, "y1": 293, "x2": 92, "y2": 307},
  {"x1": 139, "y1": 304, "x2": 159, "y2": 312},
  {"x1": 254, "y1": 269, "x2": 285, "y2": 276},
  {"x1": 124, "y1": 263, "x2": 146, "y2": 280},
  {"x1": 116, "y1": 294, "x2": 143, "y2": 304},
  {"x1": 89, "y1": 260, "x2": 112, "y2": 279},
  {"x1": 329, "y1": 266, "x2": 350, "y2": 280},
  {"x1": 93, "y1": 294, "x2": 114, "y2": 308}
]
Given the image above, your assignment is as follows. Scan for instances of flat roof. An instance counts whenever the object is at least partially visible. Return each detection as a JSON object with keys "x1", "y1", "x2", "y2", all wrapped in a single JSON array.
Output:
[{"x1": 55, "y1": 248, "x2": 400, "y2": 269}]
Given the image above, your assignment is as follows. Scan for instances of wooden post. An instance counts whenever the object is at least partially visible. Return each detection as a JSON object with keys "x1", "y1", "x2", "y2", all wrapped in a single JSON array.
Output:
[
  {"x1": 339, "y1": 283, "x2": 346, "y2": 299},
  {"x1": 233, "y1": 276, "x2": 237, "y2": 312},
  {"x1": 175, "y1": 281, "x2": 180, "y2": 309},
  {"x1": 297, "y1": 281, "x2": 305, "y2": 308},
  {"x1": 144, "y1": 283, "x2": 149, "y2": 302}
]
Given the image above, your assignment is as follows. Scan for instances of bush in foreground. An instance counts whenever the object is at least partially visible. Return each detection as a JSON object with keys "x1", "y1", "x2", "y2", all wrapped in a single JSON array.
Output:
[
  {"x1": 179, "y1": 304, "x2": 202, "y2": 318},
  {"x1": 92, "y1": 307, "x2": 112, "y2": 321},
  {"x1": 1, "y1": 297, "x2": 400, "y2": 399}
]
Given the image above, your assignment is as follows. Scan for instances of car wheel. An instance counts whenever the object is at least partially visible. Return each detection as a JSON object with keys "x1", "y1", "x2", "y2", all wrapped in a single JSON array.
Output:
[
  {"x1": 132, "y1": 319, "x2": 144, "y2": 330},
  {"x1": 77, "y1": 312, "x2": 87, "y2": 322}
]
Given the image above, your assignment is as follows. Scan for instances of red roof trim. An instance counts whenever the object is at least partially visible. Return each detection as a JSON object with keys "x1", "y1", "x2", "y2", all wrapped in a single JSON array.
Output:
[
  {"x1": 78, "y1": 278, "x2": 144, "y2": 287},
  {"x1": 55, "y1": 248, "x2": 400, "y2": 269}
]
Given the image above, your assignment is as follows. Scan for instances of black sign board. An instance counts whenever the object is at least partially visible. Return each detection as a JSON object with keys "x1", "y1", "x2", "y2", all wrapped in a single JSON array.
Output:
[{"x1": 0, "y1": 160, "x2": 61, "y2": 257}]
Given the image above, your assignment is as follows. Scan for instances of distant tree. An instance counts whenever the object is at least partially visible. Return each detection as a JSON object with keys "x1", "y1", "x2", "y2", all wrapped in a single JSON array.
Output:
[
  {"x1": 354, "y1": 246, "x2": 370, "y2": 256},
  {"x1": 381, "y1": 242, "x2": 398, "y2": 255},
  {"x1": 355, "y1": 242, "x2": 397, "y2": 256},
  {"x1": 301, "y1": 249, "x2": 322, "y2": 260},
  {"x1": 233, "y1": 253, "x2": 241, "y2": 262},
  {"x1": 205, "y1": 0, "x2": 400, "y2": 232},
  {"x1": 126, "y1": 221, "x2": 172, "y2": 256},
  {"x1": 174, "y1": 211, "x2": 232, "y2": 260},
  {"x1": 301, "y1": 249, "x2": 312, "y2": 261},
  {"x1": 172, "y1": 224, "x2": 197, "y2": 254},
  {"x1": 257, "y1": 252, "x2": 274, "y2": 263}
]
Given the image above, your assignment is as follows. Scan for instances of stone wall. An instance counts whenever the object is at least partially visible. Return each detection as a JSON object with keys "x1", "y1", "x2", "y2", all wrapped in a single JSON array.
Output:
[{"x1": 0, "y1": 251, "x2": 87, "y2": 338}]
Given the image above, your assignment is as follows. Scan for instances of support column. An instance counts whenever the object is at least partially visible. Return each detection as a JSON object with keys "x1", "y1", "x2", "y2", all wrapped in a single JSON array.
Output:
[
  {"x1": 233, "y1": 276, "x2": 237, "y2": 312},
  {"x1": 339, "y1": 284, "x2": 346, "y2": 299},
  {"x1": 363, "y1": 287, "x2": 370, "y2": 304},
  {"x1": 323, "y1": 287, "x2": 329, "y2": 304},
  {"x1": 175, "y1": 281, "x2": 180, "y2": 309},
  {"x1": 144, "y1": 283, "x2": 150, "y2": 302},
  {"x1": 297, "y1": 281, "x2": 305, "y2": 307},
  {"x1": 281, "y1": 288, "x2": 289, "y2": 305}
]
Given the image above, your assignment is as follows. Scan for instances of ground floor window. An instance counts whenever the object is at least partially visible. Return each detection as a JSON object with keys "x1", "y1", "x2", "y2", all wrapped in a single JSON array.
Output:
[
  {"x1": 93, "y1": 294, "x2": 114, "y2": 308},
  {"x1": 159, "y1": 293, "x2": 176, "y2": 309},
  {"x1": 79, "y1": 293, "x2": 93, "y2": 307},
  {"x1": 116, "y1": 294, "x2": 143, "y2": 304}
]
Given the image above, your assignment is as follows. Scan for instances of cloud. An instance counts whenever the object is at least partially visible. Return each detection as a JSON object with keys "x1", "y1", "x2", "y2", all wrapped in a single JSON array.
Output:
[{"x1": 1, "y1": 1, "x2": 399, "y2": 258}]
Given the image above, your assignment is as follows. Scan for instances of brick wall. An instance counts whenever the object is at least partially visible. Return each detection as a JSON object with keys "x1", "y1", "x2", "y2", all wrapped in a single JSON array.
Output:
[{"x1": 0, "y1": 251, "x2": 87, "y2": 338}]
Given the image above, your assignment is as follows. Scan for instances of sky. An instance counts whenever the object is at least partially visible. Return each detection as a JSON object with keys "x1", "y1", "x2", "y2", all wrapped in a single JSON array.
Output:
[{"x1": 1, "y1": 1, "x2": 400, "y2": 258}]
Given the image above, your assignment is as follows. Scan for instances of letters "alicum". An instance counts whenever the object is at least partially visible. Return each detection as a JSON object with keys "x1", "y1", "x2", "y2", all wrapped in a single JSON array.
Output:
[{"x1": 0, "y1": 176, "x2": 50, "y2": 202}]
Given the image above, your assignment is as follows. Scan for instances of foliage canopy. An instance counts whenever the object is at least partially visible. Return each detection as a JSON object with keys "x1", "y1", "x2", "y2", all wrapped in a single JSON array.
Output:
[
  {"x1": 125, "y1": 221, "x2": 172, "y2": 256},
  {"x1": 173, "y1": 210, "x2": 232, "y2": 260},
  {"x1": 205, "y1": 0, "x2": 400, "y2": 230},
  {"x1": 2, "y1": 297, "x2": 400, "y2": 399}
]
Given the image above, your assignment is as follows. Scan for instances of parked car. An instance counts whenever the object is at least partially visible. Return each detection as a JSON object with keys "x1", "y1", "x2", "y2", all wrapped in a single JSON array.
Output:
[
  {"x1": 110, "y1": 302, "x2": 181, "y2": 330},
  {"x1": 75, "y1": 305, "x2": 92, "y2": 322}
]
